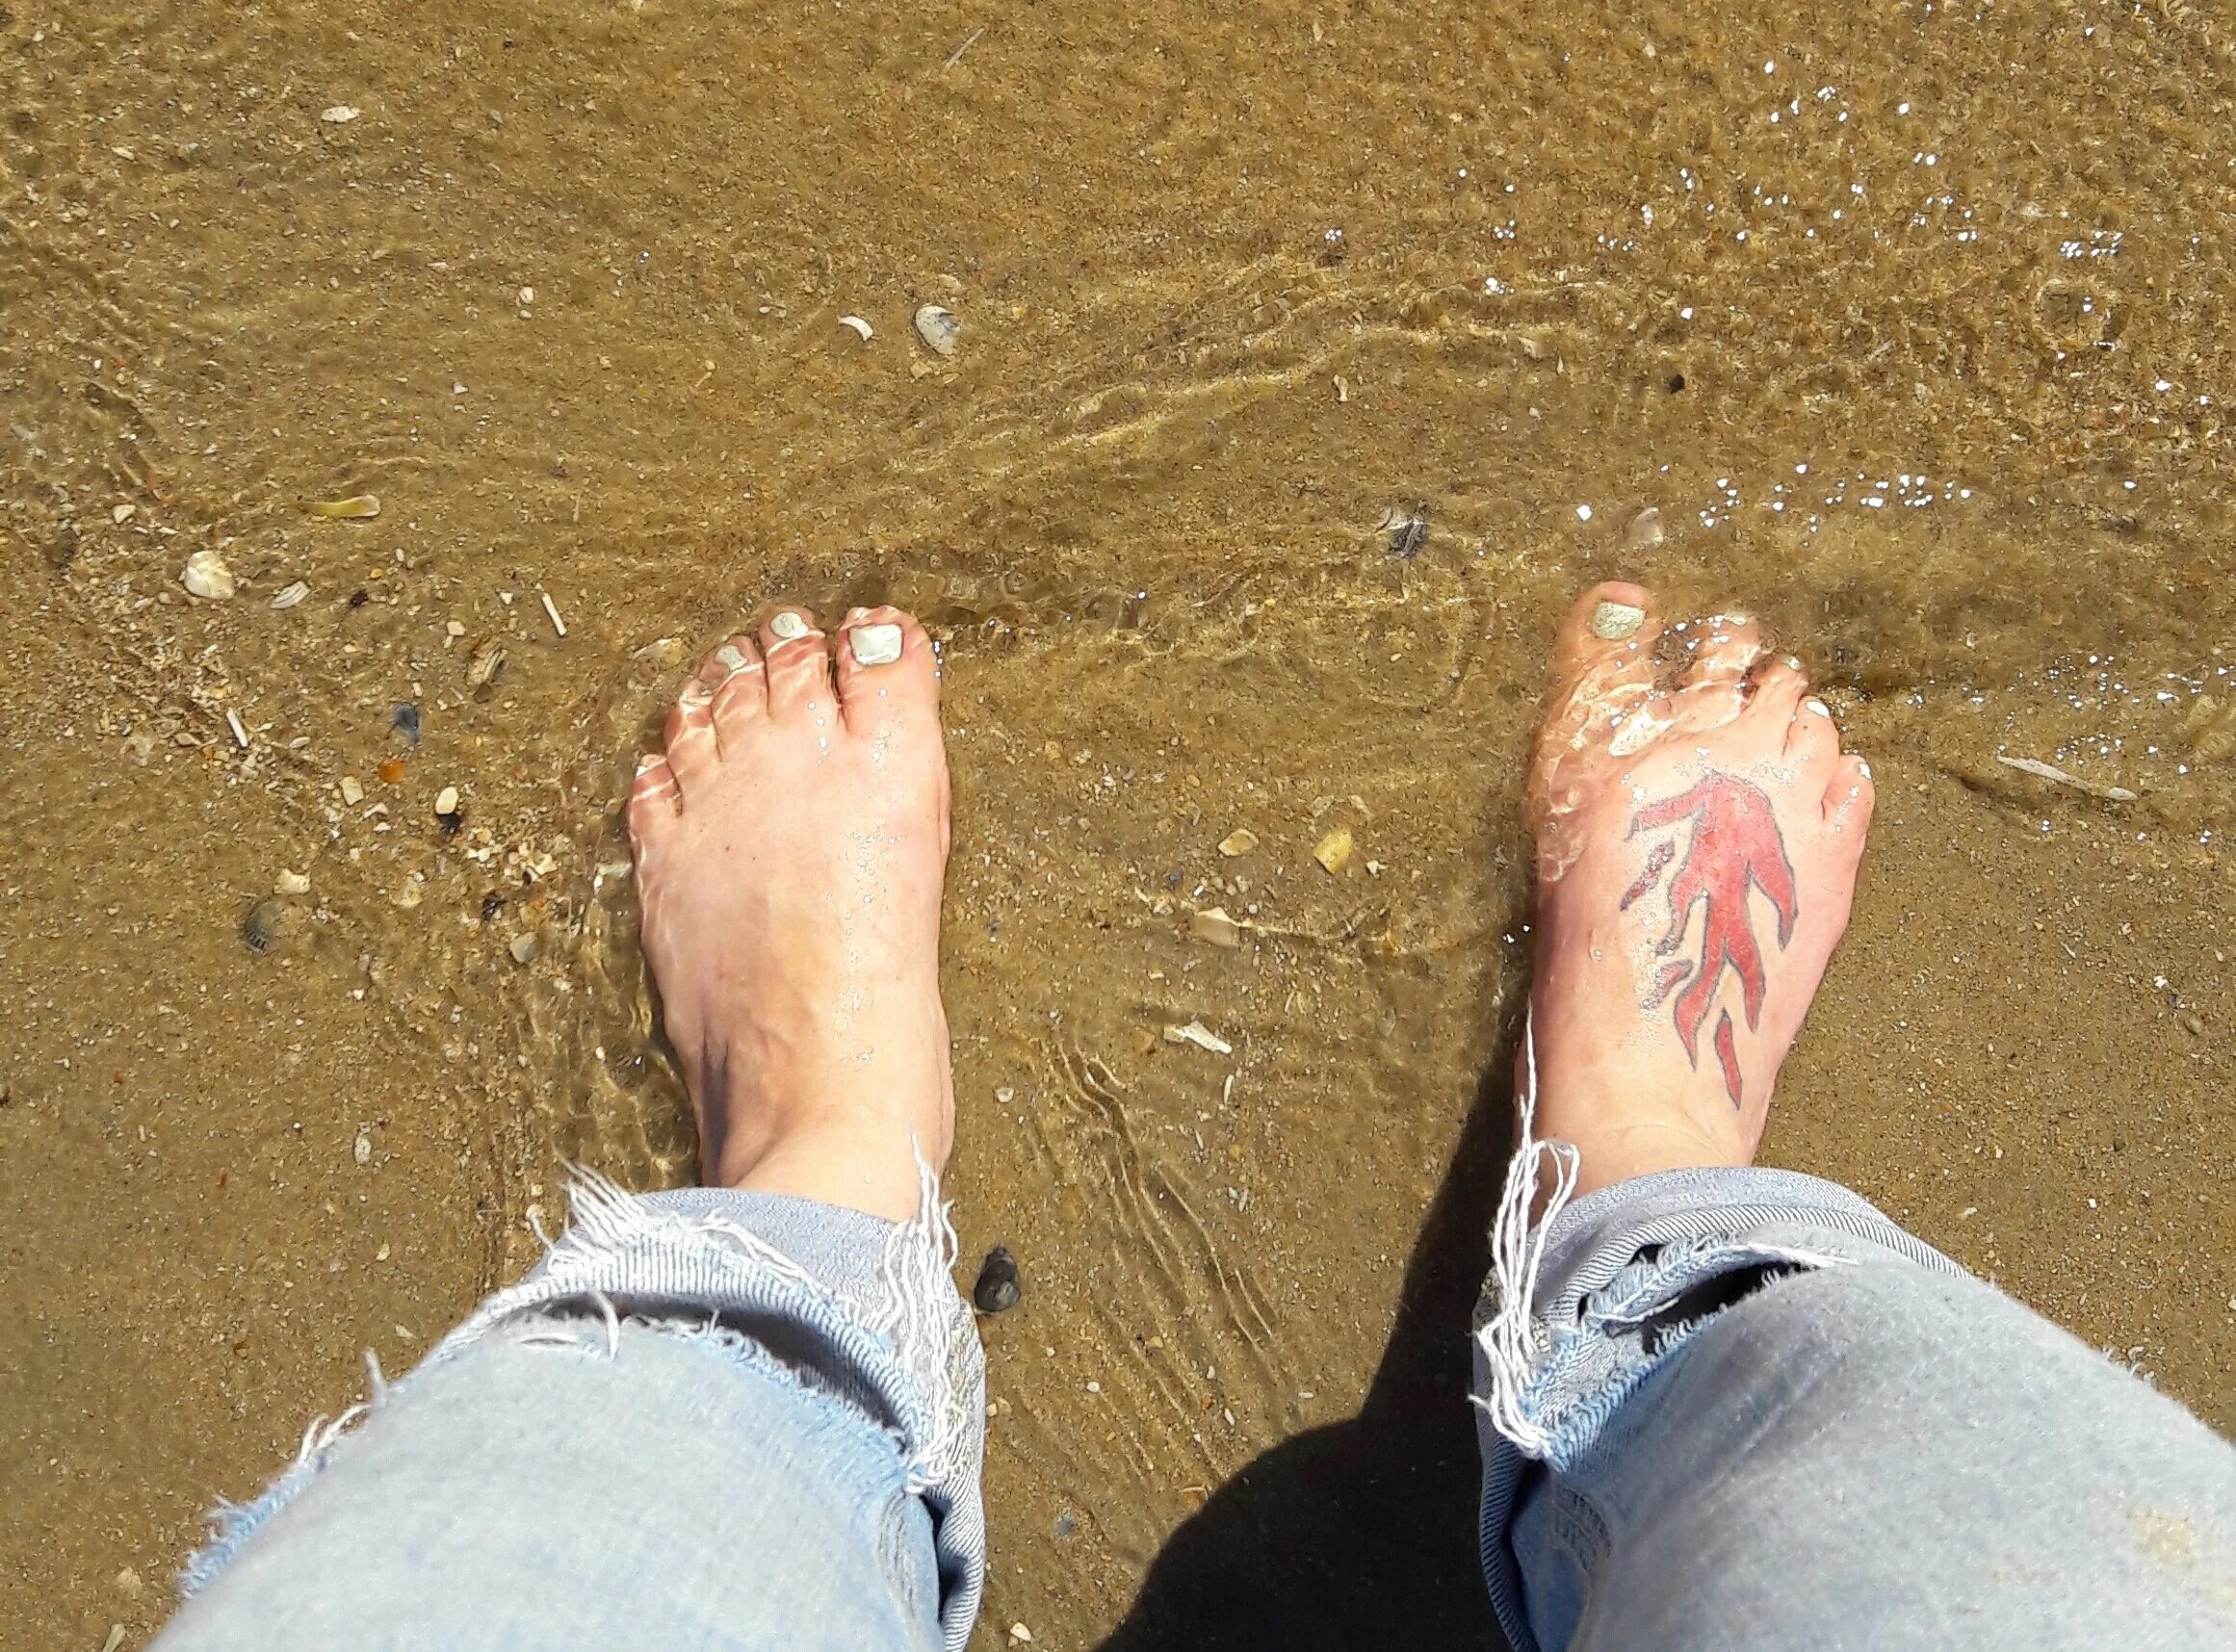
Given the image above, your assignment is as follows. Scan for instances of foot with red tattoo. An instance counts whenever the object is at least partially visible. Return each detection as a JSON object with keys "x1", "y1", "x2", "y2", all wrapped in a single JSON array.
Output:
[{"x1": 1523, "y1": 581, "x2": 1874, "y2": 1198}]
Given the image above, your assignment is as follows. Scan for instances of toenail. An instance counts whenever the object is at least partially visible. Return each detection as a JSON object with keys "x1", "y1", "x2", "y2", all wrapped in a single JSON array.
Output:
[
  {"x1": 1804, "y1": 696, "x2": 1832, "y2": 717},
  {"x1": 715, "y1": 643, "x2": 751, "y2": 674},
  {"x1": 770, "y1": 611, "x2": 810, "y2": 641},
  {"x1": 850, "y1": 623, "x2": 904, "y2": 667},
  {"x1": 680, "y1": 680, "x2": 712, "y2": 708},
  {"x1": 636, "y1": 754, "x2": 663, "y2": 776},
  {"x1": 1785, "y1": 655, "x2": 1804, "y2": 670},
  {"x1": 1858, "y1": 759, "x2": 1872, "y2": 778},
  {"x1": 1590, "y1": 601, "x2": 1645, "y2": 640}
]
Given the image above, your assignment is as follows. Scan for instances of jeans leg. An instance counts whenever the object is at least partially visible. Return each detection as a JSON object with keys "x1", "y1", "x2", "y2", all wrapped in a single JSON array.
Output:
[
  {"x1": 156, "y1": 1172, "x2": 986, "y2": 1652},
  {"x1": 1473, "y1": 1165, "x2": 2236, "y2": 1652}
]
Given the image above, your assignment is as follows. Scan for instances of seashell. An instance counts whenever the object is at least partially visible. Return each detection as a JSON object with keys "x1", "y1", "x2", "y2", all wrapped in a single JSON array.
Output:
[
  {"x1": 271, "y1": 581, "x2": 309, "y2": 609},
  {"x1": 182, "y1": 550, "x2": 236, "y2": 600},
  {"x1": 838, "y1": 315, "x2": 874, "y2": 341},
  {"x1": 913, "y1": 303, "x2": 960, "y2": 357}
]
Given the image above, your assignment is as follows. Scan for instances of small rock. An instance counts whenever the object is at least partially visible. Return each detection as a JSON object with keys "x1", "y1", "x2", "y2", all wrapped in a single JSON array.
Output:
[
  {"x1": 466, "y1": 639, "x2": 507, "y2": 690},
  {"x1": 1008, "y1": 1626, "x2": 1033, "y2": 1645},
  {"x1": 1218, "y1": 828, "x2": 1260, "y2": 858},
  {"x1": 973, "y1": 1246, "x2": 1023, "y2": 1314},
  {"x1": 392, "y1": 881, "x2": 423, "y2": 910},
  {"x1": 1625, "y1": 506, "x2": 1665, "y2": 551},
  {"x1": 391, "y1": 704, "x2": 422, "y2": 746},
  {"x1": 111, "y1": 503, "x2": 136, "y2": 525},
  {"x1": 274, "y1": 869, "x2": 312, "y2": 896},
  {"x1": 434, "y1": 785, "x2": 460, "y2": 816},
  {"x1": 320, "y1": 104, "x2": 360, "y2": 124},
  {"x1": 340, "y1": 777, "x2": 365, "y2": 806},
  {"x1": 446, "y1": 619, "x2": 467, "y2": 638},
  {"x1": 518, "y1": 286, "x2": 535, "y2": 306},
  {"x1": 2179, "y1": 1011, "x2": 2205, "y2": 1038},
  {"x1": 182, "y1": 549, "x2": 237, "y2": 601},
  {"x1": 914, "y1": 303, "x2": 961, "y2": 357},
  {"x1": 1189, "y1": 906, "x2": 1244, "y2": 947},
  {"x1": 1164, "y1": 1020, "x2": 1234, "y2": 1055},
  {"x1": 509, "y1": 933, "x2": 539, "y2": 966},
  {"x1": 241, "y1": 898, "x2": 284, "y2": 953},
  {"x1": 271, "y1": 580, "x2": 309, "y2": 609},
  {"x1": 353, "y1": 1129, "x2": 373, "y2": 1165},
  {"x1": 1313, "y1": 827, "x2": 1355, "y2": 875},
  {"x1": 114, "y1": 1567, "x2": 143, "y2": 1599},
  {"x1": 1379, "y1": 504, "x2": 1428, "y2": 560}
]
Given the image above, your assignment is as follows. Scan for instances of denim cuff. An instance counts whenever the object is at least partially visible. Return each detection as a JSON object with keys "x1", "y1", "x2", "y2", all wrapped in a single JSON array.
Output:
[
  {"x1": 1471, "y1": 1161, "x2": 1965, "y2": 1652},
  {"x1": 445, "y1": 1171, "x2": 988, "y2": 1652}
]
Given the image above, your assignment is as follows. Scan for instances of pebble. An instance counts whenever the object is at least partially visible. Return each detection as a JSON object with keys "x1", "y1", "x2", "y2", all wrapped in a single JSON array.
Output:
[
  {"x1": 1189, "y1": 906, "x2": 1243, "y2": 947},
  {"x1": 353, "y1": 1129, "x2": 372, "y2": 1165},
  {"x1": 509, "y1": 933, "x2": 539, "y2": 966},
  {"x1": 1625, "y1": 506, "x2": 1665, "y2": 551},
  {"x1": 446, "y1": 619, "x2": 467, "y2": 638},
  {"x1": 274, "y1": 869, "x2": 312, "y2": 896},
  {"x1": 1380, "y1": 504, "x2": 1429, "y2": 561},
  {"x1": 241, "y1": 898, "x2": 284, "y2": 953},
  {"x1": 304, "y1": 494, "x2": 379, "y2": 519},
  {"x1": 1218, "y1": 828, "x2": 1260, "y2": 858},
  {"x1": 111, "y1": 503, "x2": 135, "y2": 525},
  {"x1": 466, "y1": 638, "x2": 507, "y2": 689},
  {"x1": 434, "y1": 785, "x2": 460, "y2": 816},
  {"x1": 271, "y1": 581, "x2": 309, "y2": 609},
  {"x1": 973, "y1": 1246, "x2": 1023, "y2": 1314},
  {"x1": 182, "y1": 549, "x2": 237, "y2": 601},
  {"x1": 377, "y1": 757, "x2": 407, "y2": 784},
  {"x1": 518, "y1": 286, "x2": 535, "y2": 306},
  {"x1": 320, "y1": 104, "x2": 360, "y2": 124},
  {"x1": 914, "y1": 303, "x2": 961, "y2": 357},
  {"x1": 1008, "y1": 1626, "x2": 1033, "y2": 1645},
  {"x1": 1313, "y1": 827, "x2": 1354, "y2": 874},
  {"x1": 391, "y1": 704, "x2": 422, "y2": 746},
  {"x1": 340, "y1": 777, "x2": 366, "y2": 805}
]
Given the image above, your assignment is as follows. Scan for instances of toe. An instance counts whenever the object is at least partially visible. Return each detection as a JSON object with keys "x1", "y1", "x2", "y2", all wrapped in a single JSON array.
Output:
[
  {"x1": 663, "y1": 676, "x2": 722, "y2": 791},
  {"x1": 706, "y1": 632, "x2": 767, "y2": 739},
  {"x1": 760, "y1": 606, "x2": 838, "y2": 720},
  {"x1": 1746, "y1": 654, "x2": 1809, "y2": 726},
  {"x1": 1782, "y1": 691, "x2": 1840, "y2": 770},
  {"x1": 627, "y1": 752, "x2": 682, "y2": 845},
  {"x1": 1671, "y1": 611, "x2": 1764, "y2": 731},
  {"x1": 835, "y1": 607, "x2": 939, "y2": 735},
  {"x1": 1550, "y1": 580, "x2": 1662, "y2": 692},
  {"x1": 1823, "y1": 751, "x2": 1875, "y2": 833}
]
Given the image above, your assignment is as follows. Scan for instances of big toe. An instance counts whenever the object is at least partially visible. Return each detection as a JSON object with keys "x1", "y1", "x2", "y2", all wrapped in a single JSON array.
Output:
[
  {"x1": 836, "y1": 607, "x2": 940, "y2": 737},
  {"x1": 1550, "y1": 580, "x2": 1662, "y2": 693}
]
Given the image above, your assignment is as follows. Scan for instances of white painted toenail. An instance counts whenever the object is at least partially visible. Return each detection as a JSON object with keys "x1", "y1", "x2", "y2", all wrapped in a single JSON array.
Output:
[
  {"x1": 1858, "y1": 759, "x2": 1872, "y2": 778},
  {"x1": 1804, "y1": 696, "x2": 1832, "y2": 717},
  {"x1": 1785, "y1": 656, "x2": 1804, "y2": 670},
  {"x1": 850, "y1": 623, "x2": 904, "y2": 666},
  {"x1": 715, "y1": 643, "x2": 750, "y2": 674},
  {"x1": 636, "y1": 755, "x2": 663, "y2": 776},
  {"x1": 1590, "y1": 602, "x2": 1645, "y2": 640},
  {"x1": 680, "y1": 680, "x2": 712, "y2": 708},
  {"x1": 770, "y1": 611, "x2": 810, "y2": 641}
]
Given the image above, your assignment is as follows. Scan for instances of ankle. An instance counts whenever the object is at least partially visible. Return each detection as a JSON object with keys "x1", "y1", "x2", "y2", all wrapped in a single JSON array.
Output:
[{"x1": 716, "y1": 1119, "x2": 932, "y2": 1224}]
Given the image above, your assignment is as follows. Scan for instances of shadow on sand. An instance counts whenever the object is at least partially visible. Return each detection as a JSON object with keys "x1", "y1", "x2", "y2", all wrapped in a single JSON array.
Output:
[{"x1": 1096, "y1": 1048, "x2": 1522, "y2": 1652}]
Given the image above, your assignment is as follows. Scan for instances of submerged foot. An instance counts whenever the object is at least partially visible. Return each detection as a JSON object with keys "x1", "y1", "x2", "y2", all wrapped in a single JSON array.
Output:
[
  {"x1": 1523, "y1": 582, "x2": 1874, "y2": 1199},
  {"x1": 626, "y1": 606, "x2": 953, "y2": 1222}
]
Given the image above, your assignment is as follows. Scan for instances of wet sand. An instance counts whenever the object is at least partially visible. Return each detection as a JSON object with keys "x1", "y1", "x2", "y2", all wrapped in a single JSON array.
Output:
[{"x1": 6, "y1": 3, "x2": 2235, "y2": 1647}]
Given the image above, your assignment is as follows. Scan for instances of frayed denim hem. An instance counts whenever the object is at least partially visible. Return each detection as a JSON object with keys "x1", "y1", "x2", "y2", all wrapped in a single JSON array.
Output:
[{"x1": 182, "y1": 1165, "x2": 988, "y2": 1652}]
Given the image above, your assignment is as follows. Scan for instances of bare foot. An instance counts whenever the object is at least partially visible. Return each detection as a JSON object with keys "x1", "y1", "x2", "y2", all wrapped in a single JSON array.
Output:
[
  {"x1": 626, "y1": 605, "x2": 953, "y2": 1223},
  {"x1": 1523, "y1": 581, "x2": 1874, "y2": 1198}
]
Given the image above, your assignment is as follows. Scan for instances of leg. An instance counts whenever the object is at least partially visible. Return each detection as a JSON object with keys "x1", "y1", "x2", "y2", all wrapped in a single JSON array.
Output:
[
  {"x1": 156, "y1": 607, "x2": 986, "y2": 1652},
  {"x1": 1476, "y1": 584, "x2": 2236, "y2": 1652}
]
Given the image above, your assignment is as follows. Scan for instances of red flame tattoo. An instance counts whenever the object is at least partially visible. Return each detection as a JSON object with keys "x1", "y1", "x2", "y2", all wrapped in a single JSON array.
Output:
[{"x1": 1626, "y1": 774, "x2": 1798, "y2": 1106}]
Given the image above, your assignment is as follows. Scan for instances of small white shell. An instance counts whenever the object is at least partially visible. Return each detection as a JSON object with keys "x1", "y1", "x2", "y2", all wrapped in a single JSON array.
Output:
[
  {"x1": 182, "y1": 549, "x2": 236, "y2": 601},
  {"x1": 850, "y1": 623, "x2": 903, "y2": 666},
  {"x1": 913, "y1": 303, "x2": 960, "y2": 357},
  {"x1": 838, "y1": 315, "x2": 874, "y2": 341},
  {"x1": 271, "y1": 581, "x2": 309, "y2": 609}
]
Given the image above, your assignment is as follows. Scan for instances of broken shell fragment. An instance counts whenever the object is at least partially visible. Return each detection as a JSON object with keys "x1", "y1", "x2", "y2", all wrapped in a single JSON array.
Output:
[
  {"x1": 838, "y1": 315, "x2": 874, "y2": 342},
  {"x1": 1589, "y1": 601, "x2": 1645, "y2": 641},
  {"x1": 850, "y1": 623, "x2": 904, "y2": 666},
  {"x1": 271, "y1": 581, "x2": 309, "y2": 609},
  {"x1": 1218, "y1": 828, "x2": 1260, "y2": 858},
  {"x1": 1189, "y1": 906, "x2": 1244, "y2": 947},
  {"x1": 304, "y1": 495, "x2": 380, "y2": 519},
  {"x1": 1163, "y1": 1020, "x2": 1235, "y2": 1055},
  {"x1": 182, "y1": 550, "x2": 237, "y2": 601},
  {"x1": 913, "y1": 303, "x2": 960, "y2": 357},
  {"x1": 1313, "y1": 827, "x2": 1355, "y2": 875},
  {"x1": 466, "y1": 638, "x2": 507, "y2": 689}
]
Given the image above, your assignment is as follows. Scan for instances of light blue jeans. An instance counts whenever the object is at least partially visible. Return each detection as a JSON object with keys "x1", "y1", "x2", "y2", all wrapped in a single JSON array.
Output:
[{"x1": 155, "y1": 1159, "x2": 2236, "y2": 1650}]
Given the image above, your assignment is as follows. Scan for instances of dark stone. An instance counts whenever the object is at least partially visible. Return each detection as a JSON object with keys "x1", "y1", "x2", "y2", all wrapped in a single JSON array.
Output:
[
  {"x1": 972, "y1": 1246, "x2": 1022, "y2": 1315},
  {"x1": 241, "y1": 898, "x2": 284, "y2": 954},
  {"x1": 390, "y1": 703, "x2": 422, "y2": 746}
]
